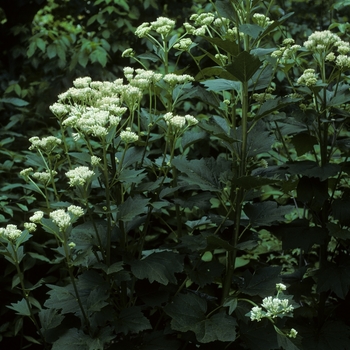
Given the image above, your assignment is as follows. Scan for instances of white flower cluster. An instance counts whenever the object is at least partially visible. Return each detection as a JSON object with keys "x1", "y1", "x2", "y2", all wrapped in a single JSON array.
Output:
[
  {"x1": 173, "y1": 38, "x2": 193, "y2": 51},
  {"x1": 248, "y1": 283, "x2": 297, "y2": 338},
  {"x1": 49, "y1": 206, "x2": 84, "y2": 231},
  {"x1": 190, "y1": 13, "x2": 215, "y2": 26},
  {"x1": 163, "y1": 73, "x2": 195, "y2": 86},
  {"x1": 0, "y1": 224, "x2": 22, "y2": 242},
  {"x1": 50, "y1": 209, "x2": 71, "y2": 231},
  {"x1": 297, "y1": 68, "x2": 318, "y2": 87},
  {"x1": 52, "y1": 77, "x2": 132, "y2": 139},
  {"x1": 32, "y1": 170, "x2": 57, "y2": 184},
  {"x1": 271, "y1": 38, "x2": 301, "y2": 61},
  {"x1": 163, "y1": 112, "x2": 198, "y2": 130},
  {"x1": 135, "y1": 17, "x2": 176, "y2": 38},
  {"x1": 303, "y1": 30, "x2": 350, "y2": 70},
  {"x1": 66, "y1": 166, "x2": 95, "y2": 187},
  {"x1": 29, "y1": 136, "x2": 62, "y2": 153},
  {"x1": 30, "y1": 211, "x2": 44, "y2": 223},
  {"x1": 252, "y1": 13, "x2": 274, "y2": 28},
  {"x1": 120, "y1": 128, "x2": 139, "y2": 143}
]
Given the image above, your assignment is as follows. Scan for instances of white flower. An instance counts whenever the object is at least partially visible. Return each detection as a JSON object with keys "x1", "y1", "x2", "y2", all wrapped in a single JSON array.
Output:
[
  {"x1": 297, "y1": 68, "x2": 318, "y2": 87},
  {"x1": 135, "y1": 22, "x2": 151, "y2": 37},
  {"x1": 73, "y1": 76, "x2": 92, "y2": 88},
  {"x1": 191, "y1": 13, "x2": 215, "y2": 26},
  {"x1": 276, "y1": 283, "x2": 287, "y2": 292},
  {"x1": 174, "y1": 38, "x2": 193, "y2": 51},
  {"x1": 163, "y1": 73, "x2": 194, "y2": 86},
  {"x1": 250, "y1": 306, "x2": 264, "y2": 322},
  {"x1": 252, "y1": 13, "x2": 273, "y2": 27},
  {"x1": 151, "y1": 17, "x2": 176, "y2": 37},
  {"x1": 288, "y1": 328, "x2": 298, "y2": 338},
  {"x1": 68, "y1": 205, "x2": 84, "y2": 217},
  {"x1": 336, "y1": 54, "x2": 350, "y2": 69},
  {"x1": 24, "y1": 222, "x2": 37, "y2": 232},
  {"x1": 120, "y1": 128, "x2": 139, "y2": 143},
  {"x1": 183, "y1": 22, "x2": 195, "y2": 34},
  {"x1": 0, "y1": 224, "x2": 22, "y2": 242},
  {"x1": 122, "y1": 48, "x2": 135, "y2": 57},
  {"x1": 50, "y1": 209, "x2": 71, "y2": 231},
  {"x1": 66, "y1": 166, "x2": 95, "y2": 187},
  {"x1": 29, "y1": 136, "x2": 62, "y2": 152},
  {"x1": 185, "y1": 114, "x2": 198, "y2": 125},
  {"x1": 30, "y1": 211, "x2": 44, "y2": 223},
  {"x1": 49, "y1": 102, "x2": 69, "y2": 117},
  {"x1": 20, "y1": 167, "x2": 33, "y2": 178},
  {"x1": 304, "y1": 30, "x2": 341, "y2": 53},
  {"x1": 91, "y1": 155, "x2": 101, "y2": 166},
  {"x1": 168, "y1": 115, "x2": 186, "y2": 129}
]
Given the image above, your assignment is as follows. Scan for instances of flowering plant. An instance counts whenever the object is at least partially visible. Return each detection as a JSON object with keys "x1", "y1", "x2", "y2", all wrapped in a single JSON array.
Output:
[{"x1": 2, "y1": 0, "x2": 350, "y2": 349}]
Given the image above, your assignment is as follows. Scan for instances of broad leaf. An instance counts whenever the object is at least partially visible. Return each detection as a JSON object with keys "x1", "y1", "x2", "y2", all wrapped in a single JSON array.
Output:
[
  {"x1": 300, "y1": 321, "x2": 350, "y2": 350},
  {"x1": 130, "y1": 251, "x2": 183, "y2": 285},
  {"x1": 188, "y1": 260, "x2": 225, "y2": 287},
  {"x1": 317, "y1": 261, "x2": 350, "y2": 299},
  {"x1": 244, "y1": 201, "x2": 294, "y2": 227},
  {"x1": 172, "y1": 157, "x2": 231, "y2": 192},
  {"x1": 0, "y1": 97, "x2": 29, "y2": 107},
  {"x1": 164, "y1": 293, "x2": 237, "y2": 343},
  {"x1": 7, "y1": 298, "x2": 31, "y2": 316},
  {"x1": 115, "y1": 306, "x2": 152, "y2": 335},
  {"x1": 241, "y1": 266, "x2": 282, "y2": 297},
  {"x1": 117, "y1": 196, "x2": 150, "y2": 221},
  {"x1": 38, "y1": 308, "x2": 64, "y2": 331},
  {"x1": 225, "y1": 51, "x2": 261, "y2": 82}
]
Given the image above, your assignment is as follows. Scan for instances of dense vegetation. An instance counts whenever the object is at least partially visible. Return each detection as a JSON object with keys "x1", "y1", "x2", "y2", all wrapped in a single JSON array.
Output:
[{"x1": 1, "y1": 0, "x2": 350, "y2": 349}]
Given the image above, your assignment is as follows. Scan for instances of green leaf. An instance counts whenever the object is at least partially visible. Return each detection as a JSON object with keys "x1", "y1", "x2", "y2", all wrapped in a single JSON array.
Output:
[
  {"x1": 241, "y1": 266, "x2": 282, "y2": 297},
  {"x1": 117, "y1": 196, "x2": 150, "y2": 221},
  {"x1": 244, "y1": 201, "x2": 294, "y2": 227},
  {"x1": 223, "y1": 297, "x2": 238, "y2": 315},
  {"x1": 38, "y1": 308, "x2": 64, "y2": 331},
  {"x1": 201, "y1": 36, "x2": 239, "y2": 56},
  {"x1": 300, "y1": 321, "x2": 350, "y2": 350},
  {"x1": 52, "y1": 328, "x2": 98, "y2": 350},
  {"x1": 239, "y1": 24, "x2": 264, "y2": 39},
  {"x1": 164, "y1": 293, "x2": 237, "y2": 343},
  {"x1": 44, "y1": 284, "x2": 80, "y2": 315},
  {"x1": 188, "y1": 260, "x2": 224, "y2": 287},
  {"x1": 254, "y1": 96, "x2": 301, "y2": 122},
  {"x1": 7, "y1": 298, "x2": 31, "y2": 316},
  {"x1": 232, "y1": 176, "x2": 281, "y2": 190},
  {"x1": 202, "y1": 78, "x2": 241, "y2": 92},
  {"x1": 115, "y1": 306, "x2": 152, "y2": 335},
  {"x1": 225, "y1": 51, "x2": 261, "y2": 82},
  {"x1": 181, "y1": 129, "x2": 207, "y2": 151},
  {"x1": 172, "y1": 157, "x2": 231, "y2": 192},
  {"x1": 317, "y1": 262, "x2": 350, "y2": 299},
  {"x1": 291, "y1": 133, "x2": 318, "y2": 156},
  {"x1": 277, "y1": 333, "x2": 300, "y2": 350},
  {"x1": 36, "y1": 37, "x2": 46, "y2": 52},
  {"x1": 130, "y1": 251, "x2": 183, "y2": 285},
  {"x1": 215, "y1": 0, "x2": 235, "y2": 21},
  {"x1": 287, "y1": 161, "x2": 341, "y2": 181},
  {"x1": 0, "y1": 97, "x2": 29, "y2": 107},
  {"x1": 164, "y1": 293, "x2": 207, "y2": 332}
]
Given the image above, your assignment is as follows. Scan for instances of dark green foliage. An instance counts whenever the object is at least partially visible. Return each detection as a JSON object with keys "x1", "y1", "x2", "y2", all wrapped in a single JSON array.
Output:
[{"x1": 1, "y1": 0, "x2": 350, "y2": 349}]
